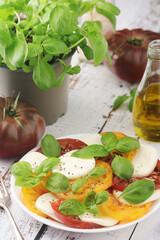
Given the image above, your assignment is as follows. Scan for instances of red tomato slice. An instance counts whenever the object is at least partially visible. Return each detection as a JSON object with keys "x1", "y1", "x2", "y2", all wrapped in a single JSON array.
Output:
[
  {"x1": 37, "y1": 138, "x2": 87, "y2": 156},
  {"x1": 50, "y1": 200, "x2": 102, "y2": 229}
]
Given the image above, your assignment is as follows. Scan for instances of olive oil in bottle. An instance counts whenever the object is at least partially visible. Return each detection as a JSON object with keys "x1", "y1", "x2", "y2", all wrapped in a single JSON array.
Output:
[{"x1": 133, "y1": 40, "x2": 160, "y2": 142}]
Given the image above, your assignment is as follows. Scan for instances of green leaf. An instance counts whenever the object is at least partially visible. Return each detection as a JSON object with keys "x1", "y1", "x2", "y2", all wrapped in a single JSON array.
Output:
[
  {"x1": 111, "y1": 155, "x2": 134, "y2": 180},
  {"x1": 130, "y1": 88, "x2": 137, "y2": 98},
  {"x1": 101, "y1": 132, "x2": 117, "y2": 146},
  {"x1": 15, "y1": 175, "x2": 42, "y2": 187},
  {"x1": 59, "y1": 198, "x2": 85, "y2": 215},
  {"x1": 115, "y1": 136, "x2": 140, "y2": 154},
  {"x1": 81, "y1": 45, "x2": 93, "y2": 60},
  {"x1": 66, "y1": 65, "x2": 81, "y2": 75},
  {"x1": 50, "y1": 5, "x2": 71, "y2": 35},
  {"x1": 22, "y1": 63, "x2": 32, "y2": 73},
  {"x1": 27, "y1": 43, "x2": 43, "y2": 58},
  {"x1": 96, "y1": 3, "x2": 118, "y2": 30},
  {"x1": 113, "y1": 95, "x2": 129, "y2": 110},
  {"x1": 83, "y1": 191, "x2": 96, "y2": 208},
  {"x1": 71, "y1": 145, "x2": 109, "y2": 158},
  {"x1": 5, "y1": 33, "x2": 28, "y2": 68},
  {"x1": 88, "y1": 204, "x2": 98, "y2": 215},
  {"x1": 72, "y1": 178, "x2": 85, "y2": 194},
  {"x1": 95, "y1": 191, "x2": 109, "y2": 205},
  {"x1": 97, "y1": 2, "x2": 120, "y2": 16},
  {"x1": 128, "y1": 97, "x2": 134, "y2": 112},
  {"x1": 82, "y1": 21, "x2": 102, "y2": 34},
  {"x1": 88, "y1": 167, "x2": 106, "y2": 178},
  {"x1": 35, "y1": 157, "x2": 60, "y2": 175},
  {"x1": 0, "y1": 20, "x2": 11, "y2": 47},
  {"x1": 33, "y1": 59, "x2": 55, "y2": 90},
  {"x1": 0, "y1": 4, "x2": 14, "y2": 20},
  {"x1": 10, "y1": 161, "x2": 32, "y2": 177},
  {"x1": 9, "y1": 0, "x2": 26, "y2": 11},
  {"x1": 41, "y1": 134, "x2": 61, "y2": 158},
  {"x1": 43, "y1": 38, "x2": 69, "y2": 55},
  {"x1": 87, "y1": 32, "x2": 108, "y2": 66},
  {"x1": 120, "y1": 179, "x2": 155, "y2": 204},
  {"x1": 46, "y1": 172, "x2": 71, "y2": 193},
  {"x1": 52, "y1": 67, "x2": 66, "y2": 87}
]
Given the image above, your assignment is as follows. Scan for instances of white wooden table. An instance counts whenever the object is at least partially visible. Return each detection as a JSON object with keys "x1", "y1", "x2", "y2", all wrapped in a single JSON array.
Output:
[{"x1": 0, "y1": 0, "x2": 160, "y2": 239}]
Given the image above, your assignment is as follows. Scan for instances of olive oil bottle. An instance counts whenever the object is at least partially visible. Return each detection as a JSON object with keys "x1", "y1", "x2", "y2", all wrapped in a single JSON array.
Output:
[{"x1": 133, "y1": 40, "x2": 160, "y2": 142}]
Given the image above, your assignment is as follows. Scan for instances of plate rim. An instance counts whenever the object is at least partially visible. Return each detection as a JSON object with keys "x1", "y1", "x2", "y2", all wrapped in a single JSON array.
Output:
[{"x1": 11, "y1": 133, "x2": 160, "y2": 233}]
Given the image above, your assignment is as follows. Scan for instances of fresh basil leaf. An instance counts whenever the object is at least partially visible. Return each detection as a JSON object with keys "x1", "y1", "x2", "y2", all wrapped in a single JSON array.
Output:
[
  {"x1": 0, "y1": 55, "x2": 2, "y2": 66},
  {"x1": 115, "y1": 136, "x2": 140, "y2": 153},
  {"x1": 81, "y1": 45, "x2": 93, "y2": 60},
  {"x1": 105, "y1": 50, "x2": 112, "y2": 67},
  {"x1": 120, "y1": 179, "x2": 155, "y2": 204},
  {"x1": 113, "y1": 95, "x2": 129, "y2": 110},
  {"x1": 43, "y1": 38, "x2": 69, "y2": 55},
  {"x1": 15, "y1": 175, "x2": 42, "y2": 187},
  {"x1": 59, "y1": 198, "x2": 85, "y2": 215},
  {"x1": 5, "y1": 33, "x2": 28, "y2": 68},
  {"x1": 111, "y1": 155, "x2": 134, "y2": 180},
  {"x1": 50, "y1": 5, "x2": 71, "y2": 35},
  {"x1": 128, "y1": 97, "x2": 134, "y2": 112},
  {"x1": 82, "y1": 21, "x2": 102, "y2": 34},
  {"x1": 35, "y1": 157, "x2": 60, "y2": 175},
  {"x1": 52, "y1": 67, "x2": 66, "y2": 87},
  {"x1": 33, "y1": 59, "x2": 55, "y2": 90},
  {"x1": 72, "y1": 178, "x2": 85, "y2": 194},
  {"x1": 88, "y1": 167, "x2": 106, "y2": 178},
  {"x1": 22, "y1": 63, "x2": 32, "y2": 73},
  {"x1": 130, "y1": 88, "x2": 137, "y2": 98},
  {"x1": 9, "y1": 0, "x2": 26, "y2": 11},
  {"x1": 10, "y1": 161, "x2": 32, "y2": 177},
  {"x1": 0, "y1": 4, "x2": 14, "y2": 20},
  {"x1": 88, "y1": 31, "x2": 108, "y2": 66},
  {"x1": 37, "y1": 172, "x2": 47, "y2": 178},
  {"x1": 0, "y1": 20, "x2": 11, "y2": 47},
  {"x1": 88, "y1": 204, "x2": 98, "y2": 215},
  {"x1": 66, "y1": 65, "x2": 81, "y2": 75},
  {"x1": 95, "y1": 191, "x2": 109, "y2": 205},
  {"x1": 96, "y1": 4, "x2": 118, "y2": 30},
  {"x1": 27, "y1": 43, "x2": 43, "y2": 58},
  {"x1": 46, "y1": 172, "x2": 71, "y2": 193},
  {"x1": 101, "y1": 132, "x2": 118, "y2": 148},
  {"x1": 83, "y1": 191, "x2": 96, "y2": 208},
  {"x1": 97, "y1": 2, "x2": 120, "y2": 16},
  {"x1": 41, "y1": 134, "x2": 61, "y2": 158},
  {"x1": 71, "y1": 145, "x2": 109, "y2": 158},
  {"x1": 79, "y1": 1, "x2": 92, "y2": 16}
]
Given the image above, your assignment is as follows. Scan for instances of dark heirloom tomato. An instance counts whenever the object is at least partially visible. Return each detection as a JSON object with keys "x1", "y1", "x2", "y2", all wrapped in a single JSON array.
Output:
[
  {"x1": 103, "y1": 29, "x2": 160, "y2": 82},
  {"x1": 51, "y1": 200, "x2": 102, "y2": 229},
  {"x1": 0, "y1": 97, "x2": 45, "y2": 158}
]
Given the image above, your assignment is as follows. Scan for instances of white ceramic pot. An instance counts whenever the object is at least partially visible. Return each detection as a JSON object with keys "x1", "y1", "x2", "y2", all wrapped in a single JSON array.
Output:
[{"x1": 0, "y1": 52, "x2": 74, "y2": 125}]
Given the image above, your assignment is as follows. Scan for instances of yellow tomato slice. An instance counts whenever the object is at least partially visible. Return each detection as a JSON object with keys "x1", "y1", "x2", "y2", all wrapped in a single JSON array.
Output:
[
  {"x1": 54, "y1": 160, "x2": 113, "y2": 201},
  {"x1": 99, "y1": 193, "x2": 151, "y2": 222},
  {"x1": 100, "y1": 132, "x2": 136, "y2": 161},
  {"x1": 21, "y1": 181, "x2": 49, "y2": 217}
]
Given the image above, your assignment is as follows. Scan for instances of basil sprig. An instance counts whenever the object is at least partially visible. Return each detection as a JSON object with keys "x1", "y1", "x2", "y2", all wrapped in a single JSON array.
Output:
[
  {"x1": 41, "y1": 134, "x2": 61, "y2": 158},
  {"x1": 71, "y1": 145, "x2": 109, "y2": 158},
  {"x1": 111, "y1": 155, "x2": 134, "y2": 180},
  {"x1": 120, "y1": 179, "x2": 155, "y2": 204},
  {"x1": 46, "y1": 172, "x2": 71, "y2": 193},
  {"x1": 59, "y1": 190, "x2": 109, "y2": 216},
  {"x1": 72, "y1": 167, "x2": 106, "y2": 194},
  {"x1": 11, "y1": 156, "x2": 60, "y2": 188}
]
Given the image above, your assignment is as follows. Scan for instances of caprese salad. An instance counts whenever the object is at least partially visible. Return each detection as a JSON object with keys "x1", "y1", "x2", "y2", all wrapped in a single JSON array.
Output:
[{"x1": 11, "y1": 132, "x2": 160, "y2": 229}]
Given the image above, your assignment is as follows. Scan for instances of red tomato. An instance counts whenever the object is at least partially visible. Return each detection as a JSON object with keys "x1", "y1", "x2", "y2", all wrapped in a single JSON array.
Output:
[
  {"x1": 37, "y1": 138, "x2": 87, "y2": 155},
  {"x1": 51, "y1": 200, "x2": 102, "y2": 229},
  {"x1": 104, "y1": 29, "x2": 160, "y2": 82},
  {"x1": 0, "y1": 97, "x2": 45, "y2": 158}
]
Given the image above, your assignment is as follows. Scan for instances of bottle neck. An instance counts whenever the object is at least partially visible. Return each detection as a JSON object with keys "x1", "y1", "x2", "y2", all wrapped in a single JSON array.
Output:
[{"x1": 148, "y1": 39, "x2": 160, "y2": 60}]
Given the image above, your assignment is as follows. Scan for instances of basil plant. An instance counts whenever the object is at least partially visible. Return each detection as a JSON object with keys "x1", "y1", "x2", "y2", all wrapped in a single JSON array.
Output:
[{"x1": 0, "y1": 0, "x2": 120, "y2": 90}]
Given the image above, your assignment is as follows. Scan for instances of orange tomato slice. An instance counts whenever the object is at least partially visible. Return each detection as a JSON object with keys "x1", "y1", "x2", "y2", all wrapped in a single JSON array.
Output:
[
  {"x1": 21, "y1": 181, "x2": 49, "y2": 217},
  {"x1": 100, "y1": 132, "x2": 136, "y2": 161},
  {"x1": 54, "y1": 160, "x2": 113, "y2": 201},
  {"x1": 99, "y1": 193, "x2": 151, "y2": 222}
]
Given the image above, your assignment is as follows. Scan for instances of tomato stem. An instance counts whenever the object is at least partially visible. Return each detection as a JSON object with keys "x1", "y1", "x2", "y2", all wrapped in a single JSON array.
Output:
[
  {"x1": 3, "y1": 92, "x2": 21, "y2": 121},
  {"x1": 127, "y1": 36, "x2": 143, "y2": 46}
]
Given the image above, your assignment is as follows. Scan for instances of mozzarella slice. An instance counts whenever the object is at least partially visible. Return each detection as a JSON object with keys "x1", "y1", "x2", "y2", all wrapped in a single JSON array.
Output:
[
  {"x1": 113, "y1": 189, "x2": 160, "y2": 206},
  {"x1": 79, "y1": 212, "x2": 118, "y2": 226},
  {"x1": 52, "y1": 150, "x2": 95, "y2": 179},
  {"x1": 35, "y1": 193, "x2": 61, "y2": 222},
  {"x1": 21, "y1": 152, "x2": 47, "y2": 171},
  {"x1": 132, "y1": 145, "x2": 158, "y2": 177},
  {"x1": 82, "y1": 134, "x2": 102, "y2": 145}
]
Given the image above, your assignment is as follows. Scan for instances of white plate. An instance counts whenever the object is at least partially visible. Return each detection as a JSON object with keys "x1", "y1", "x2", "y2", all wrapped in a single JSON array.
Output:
[{"x1": 11, "y1": 133, "x2": 160, "y2": 233}]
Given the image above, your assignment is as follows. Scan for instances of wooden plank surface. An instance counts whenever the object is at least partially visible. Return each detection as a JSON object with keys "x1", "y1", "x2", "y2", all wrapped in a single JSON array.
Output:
[{"x1": 0, "y1": 0, "x2": 160, "y2": 239}]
